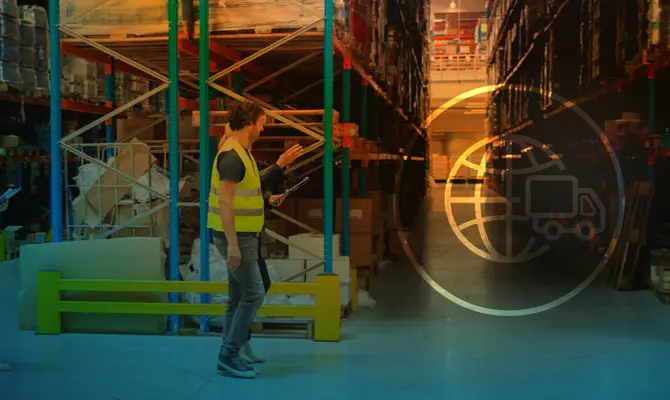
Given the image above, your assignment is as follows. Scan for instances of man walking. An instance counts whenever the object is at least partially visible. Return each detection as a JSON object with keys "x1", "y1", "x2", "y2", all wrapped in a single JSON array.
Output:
[
  {"x1": 214, "y1": 124, "x2": 302, "y2": 366},
  {"x1": 208, "y1": 102, "x2": 301, "y2": 378}
]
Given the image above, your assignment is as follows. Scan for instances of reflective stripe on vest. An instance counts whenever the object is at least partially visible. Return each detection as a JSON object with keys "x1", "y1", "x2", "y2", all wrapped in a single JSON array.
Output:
[
  {"x1": 210, "y1": 187, "x2": 262, "y2": 197},
  {"x1": 208, "y1": 205, "x2": 264, "y2": 217}
]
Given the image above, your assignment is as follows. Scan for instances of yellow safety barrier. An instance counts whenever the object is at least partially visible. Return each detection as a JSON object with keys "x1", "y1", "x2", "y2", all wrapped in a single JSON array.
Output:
[{"x1": 37, "y1": 271, "x2": 341, "y2": 341}]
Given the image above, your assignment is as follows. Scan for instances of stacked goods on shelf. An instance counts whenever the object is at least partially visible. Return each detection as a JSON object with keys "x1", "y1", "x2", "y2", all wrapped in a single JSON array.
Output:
[
  {"x1": 61, "y1": 0, "x2": 325, "y2": 36},
  {"x1": 0, "y1": 3, "x2": 49, "y2": 95},
  {"x1": 369, "y1": 0, "x2": 388, "y2": 79},
  {"x1": 21, "y1": 6, "x2": 49, "y2": 94},
  {"x1": 335, "y1": 0, "x2": 371, "y2": 59},
  {"x1": 61, "y1": 54, "x2": 103, "y2": 103},
  {"x1": 115, "y1": 72, "x2": 151, "y2": 110},
  {"x1": 488, "y1": 0, "x2": 656, "y2": 134},
  {"x1": 647, "y1": 0, "x2": 670, "y2": 59},
  {"x1": 430, "y1": 155, "x2": 448, "y2": 181},
  {"x1": 0, "y1": 0, "x2": 22, "y2": 91}
]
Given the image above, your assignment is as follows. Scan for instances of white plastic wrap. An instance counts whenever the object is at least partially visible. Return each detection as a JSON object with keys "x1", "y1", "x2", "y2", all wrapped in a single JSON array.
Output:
[
  {"x1": 131, "y1": 166, "x2": 171, "y2": 203},
  {"x1": 0, "y1": 0, "x2": 19, "y2": 18},
  {"x1": 19, "y1": 20, "x2": 34, "y2": 47},
  {"x1": 20, "y1": 66, "x2": 36, "y2": 89},
  {"x1": 73, "y1": 158, "x2": 110, "y2": 194},
  {"x1": 0, "y1": 38, "x2": 18, "y2": 62},
  {"x1": 0, "y1": 15, "x2": 19, "y2": 40},
  {"x1": 19, "y1": 47, "x2": 34, "y2": 68},
  {"x1": 61, "y1": 0, "x2": 324, "y2": 37},
  {"x1": 0, "y1": 60, "x2": 21, "y2": 88},
  {"x1": 20, "y1": 6, "x2": 48, "y2": 29}
]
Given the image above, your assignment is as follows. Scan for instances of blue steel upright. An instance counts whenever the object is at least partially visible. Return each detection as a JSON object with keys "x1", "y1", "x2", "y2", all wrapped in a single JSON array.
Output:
[
  {"x1": 199, "y1": 0, "x2": 211, "y2": 333},
  {"x1": 323, "y1": 0, "x2": 334, "y2": 273},
  {"x1": 49, "y1": 0, "x2": 63, "y2": 242},
  {"x1": 167, "y1": 0, "x2": 180, "y2": 332}
]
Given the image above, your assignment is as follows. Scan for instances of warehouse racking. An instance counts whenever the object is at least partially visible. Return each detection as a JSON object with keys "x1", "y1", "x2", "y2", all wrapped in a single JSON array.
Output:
[
  {"x1": 38, "y1": 0, "x2": 431, "y2": 332},
  {"x1": 484, "y1": 0, "x2": 670, "y2": 293}
]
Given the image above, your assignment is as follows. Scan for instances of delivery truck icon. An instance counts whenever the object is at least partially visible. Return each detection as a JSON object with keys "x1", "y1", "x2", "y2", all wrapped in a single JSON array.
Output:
[{"x1": 525, "y1": 175, "x2": 606, "y2": 241}]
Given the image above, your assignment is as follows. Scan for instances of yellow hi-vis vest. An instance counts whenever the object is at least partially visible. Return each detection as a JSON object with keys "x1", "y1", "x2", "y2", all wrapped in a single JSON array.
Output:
[{"x1": 207, "y1": 139, "x2": 264, "y2": 233}]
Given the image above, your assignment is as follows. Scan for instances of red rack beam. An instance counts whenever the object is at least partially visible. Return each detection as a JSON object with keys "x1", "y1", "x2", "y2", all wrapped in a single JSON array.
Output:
[
  {"x1": 208, "y1": 40, "x2": 273, "y2": 80},
  {"x1": 178, "y1": 38, "x2": 275, "y2": 87},
  {"x1": 61, "y1": 99, "x2": 113, "y2": 115}
]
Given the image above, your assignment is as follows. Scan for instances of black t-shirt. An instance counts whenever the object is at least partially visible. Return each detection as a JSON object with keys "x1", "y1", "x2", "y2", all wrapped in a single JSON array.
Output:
[{"x1": 217, "y1": 149, "x2": 253, "y2": 183}]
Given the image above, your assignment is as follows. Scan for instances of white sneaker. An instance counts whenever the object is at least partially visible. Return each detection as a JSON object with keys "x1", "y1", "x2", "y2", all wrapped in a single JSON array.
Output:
[
  {"x1": 0, "y1": 362, "x2": 9, "y2": 371},
  {"x1": 239, "y1": 342, "x2": 265, "y2": 364}
]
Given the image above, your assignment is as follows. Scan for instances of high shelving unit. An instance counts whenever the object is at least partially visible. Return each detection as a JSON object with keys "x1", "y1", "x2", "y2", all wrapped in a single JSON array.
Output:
[
  {"x1": 485, "y1": 0, "x2": 670, "y2": 292},
  {"x1": 485, "y1": 0, "x2": 665, "y2": 136},
  {"x1": 46, "y1": 0, "x2": 431, "y2": 332}
]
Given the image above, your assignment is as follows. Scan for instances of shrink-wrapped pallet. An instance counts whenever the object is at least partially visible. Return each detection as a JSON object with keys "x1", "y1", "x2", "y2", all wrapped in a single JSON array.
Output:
[{"x1": 61, "y1": 0, "x2": 324, "y2": 37}]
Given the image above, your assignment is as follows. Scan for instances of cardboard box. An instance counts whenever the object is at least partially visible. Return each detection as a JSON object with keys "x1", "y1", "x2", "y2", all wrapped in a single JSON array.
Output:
[
  {"x1": 335, "y1": 198, "x2": 373, "y2": 233},
  {"x1": 288, "y1": 232, "x2": 341, "y2": 261},
  {"x1": 109, "y1": 178, "x2": 189, "y2": 247},
  {"x1": 73, "y1": 138, "x2": 157, "y2": 228},
  {"x1": 116, "y1": 114, "x2": 158, "y2": 142},
  {"x1": 348, "y1": 233, "x2": 373, "y2": 266},
  {"x1": 296, "y1": 198, "x2": 324, "y2": 232},
  {"x1": 112, "y1": 202, "x2": 155, "y2": 238}
]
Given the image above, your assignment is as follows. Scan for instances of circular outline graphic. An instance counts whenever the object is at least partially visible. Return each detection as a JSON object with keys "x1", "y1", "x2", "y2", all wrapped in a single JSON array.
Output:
[
  {"x1": 445, "y1": 133, "x2": 565, "y2": 263},
  {"x1": 393, "y1": 84, "x2": 625, "y2": 316}
]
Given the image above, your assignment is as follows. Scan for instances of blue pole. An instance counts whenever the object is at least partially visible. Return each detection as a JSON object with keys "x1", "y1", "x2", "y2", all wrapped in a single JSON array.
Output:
[
  {"x1": 168, "y1": 0, "x2": 180, "y2": 333},
  {"x1": 199, "y1": 0, "x2": 211, "y2": 333},
  {"x1": 105, "y1": 61, "x2": 116, "y2": 159},
  {"x1": 323, "y1": 0, "x2": 334, "y2": 273},
  {"x1": 49, "y1": 0, "x2": 63, "y2": 242},
  {"x1": 341, "y1": 56, "x2": 351, "y2": 257}
]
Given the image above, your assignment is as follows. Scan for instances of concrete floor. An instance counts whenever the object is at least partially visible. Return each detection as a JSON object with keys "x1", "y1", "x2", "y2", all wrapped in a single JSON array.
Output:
[{"x1": 1, "y1": 184, "x2": 669, "y2": 399}]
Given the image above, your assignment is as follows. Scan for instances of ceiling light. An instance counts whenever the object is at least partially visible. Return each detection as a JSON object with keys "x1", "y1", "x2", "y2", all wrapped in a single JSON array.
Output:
[{"x1": 450, "y1": 1, "x2": 456, "y2": 9}]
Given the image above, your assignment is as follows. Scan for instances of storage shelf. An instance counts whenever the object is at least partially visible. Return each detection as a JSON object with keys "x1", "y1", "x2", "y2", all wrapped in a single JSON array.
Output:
[{"x1": 0, "y1": 92, "x2": 115, "y2": 115}]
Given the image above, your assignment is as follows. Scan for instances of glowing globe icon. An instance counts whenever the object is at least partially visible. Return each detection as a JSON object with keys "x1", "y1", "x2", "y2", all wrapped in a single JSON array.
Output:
[{"x1": 445, "y1": 133, "x2": 571, "y2": 264}]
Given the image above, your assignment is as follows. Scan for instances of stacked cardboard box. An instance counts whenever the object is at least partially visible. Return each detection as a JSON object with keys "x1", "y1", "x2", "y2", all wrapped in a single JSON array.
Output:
[{"x1": 431, "y1": 155, "x2": 448, "y2": 181}]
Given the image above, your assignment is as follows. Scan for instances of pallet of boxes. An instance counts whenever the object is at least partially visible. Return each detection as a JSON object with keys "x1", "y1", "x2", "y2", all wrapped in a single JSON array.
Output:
[
  {"x1": 280, "y1": 198, "x2": 352, "y2": 312},
  {"x1": 336, "y1": 192, "x2": 384, "y2": 303}
]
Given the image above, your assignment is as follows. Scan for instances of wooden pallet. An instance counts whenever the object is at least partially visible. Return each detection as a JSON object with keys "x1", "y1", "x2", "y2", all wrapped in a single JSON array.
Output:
[{"x1": 251, "y1": 317, "x2": 314, "y2": 339}]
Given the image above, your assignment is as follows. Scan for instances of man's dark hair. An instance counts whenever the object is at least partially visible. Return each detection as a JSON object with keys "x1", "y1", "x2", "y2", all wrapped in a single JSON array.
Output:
[{"x1": 228, "y1": 102, "x2": 265, "y2": 131}]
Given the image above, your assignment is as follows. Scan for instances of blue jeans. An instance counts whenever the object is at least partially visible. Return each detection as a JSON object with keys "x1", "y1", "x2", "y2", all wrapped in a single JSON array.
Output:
[{"x1": 213, "y1": 233, "x2": 265, "y2": 355}]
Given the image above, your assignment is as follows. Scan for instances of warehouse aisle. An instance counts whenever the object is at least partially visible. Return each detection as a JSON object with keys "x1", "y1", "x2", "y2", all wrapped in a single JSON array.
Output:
[{"x1": 2, "y1": 184, "x2": 670, "y2": 399}]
